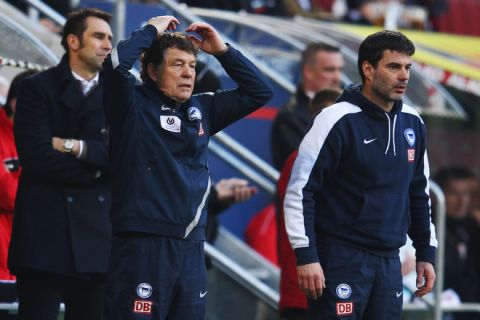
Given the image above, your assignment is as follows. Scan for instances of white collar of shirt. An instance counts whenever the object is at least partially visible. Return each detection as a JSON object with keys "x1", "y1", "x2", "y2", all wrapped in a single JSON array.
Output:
[
  {"x1": 305, "y1": 90, "x2": 315, "y2": 100},
  {"x1": 71, "y1": 71, "x2": 99, "y2": 95}
]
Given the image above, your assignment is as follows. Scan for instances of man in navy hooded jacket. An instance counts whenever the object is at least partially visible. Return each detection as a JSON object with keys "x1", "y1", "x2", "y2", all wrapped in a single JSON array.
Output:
[
  {"x1": 102, "y1": 16, "x2": 272, "y2": 319},
  {"x1": 284, "y1": 30, "x2": 437, "y2": 319}
]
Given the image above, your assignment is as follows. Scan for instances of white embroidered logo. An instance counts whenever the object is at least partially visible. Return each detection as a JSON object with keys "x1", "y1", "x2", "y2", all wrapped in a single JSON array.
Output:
[{"x1": 363, "y1": 138, "x2": 377, "y2": 144}]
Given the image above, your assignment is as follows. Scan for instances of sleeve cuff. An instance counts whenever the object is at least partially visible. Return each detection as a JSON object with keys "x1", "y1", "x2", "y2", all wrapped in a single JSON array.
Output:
[
  {"x1": 143, "y1": 24, "x2": 158, "y2": 38},
  {"x1": 415, "y1": 246, "x2": 436, "y2": 265},
  {"x1": 215, "y1": 44, "x2": 236, "y2": 64},
  {"x1": 77, "y1": 140, "x2": 88, "y2": 160},
  {"x1": 76, "y1": 140, "x2": 84, "y2": 159},
  {"x1": 294, "y1": 246, "x2": 319, "y2": 266}
]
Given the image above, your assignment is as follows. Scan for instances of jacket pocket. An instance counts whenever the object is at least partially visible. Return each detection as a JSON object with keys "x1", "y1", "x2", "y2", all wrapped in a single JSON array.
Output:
[{"x1": 351, "y1": 192, "x2": 410, "y2": 246}]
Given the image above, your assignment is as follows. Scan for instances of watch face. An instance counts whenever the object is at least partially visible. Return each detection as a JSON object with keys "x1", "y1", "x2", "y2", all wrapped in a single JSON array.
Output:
[{"x1": 64, "y1": 140, "x2": 74, "y2": 150}]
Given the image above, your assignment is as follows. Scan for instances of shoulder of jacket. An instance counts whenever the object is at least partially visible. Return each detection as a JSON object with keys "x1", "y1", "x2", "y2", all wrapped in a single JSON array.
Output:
[
  {"x1": 401, "y1": 104, "x2": 425, "y2": 124},
  {"x1": 306, "y1": 102, "x2": 362, "y2": 140},
  {"x1": 318, "y1": 101, "x2": 362, "y2": 122}
]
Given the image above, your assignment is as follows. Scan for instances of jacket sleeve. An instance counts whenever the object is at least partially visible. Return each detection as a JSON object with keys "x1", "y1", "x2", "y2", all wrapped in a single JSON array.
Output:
[
  {"x1": 0, "y1": 168, "x2": 17, "y2": 212},
  {"x1": 83, "y1": 140, "x2": 109, "y2": 170},
  {"x1": 14, "y1": 78, "x2": 100, "y2": 186},
  {"x1": 103, "y1": 25, "x2": 158, "y2": 125},
  {"x1": 284, "y1": 111, "x2": 343, "y2": 266},
  {"x1": 207, "y1": 45, "x2": 273, "y2": 134},
  {"x1": 408, "y1": 123, "x2": 437, "y2": 264}
]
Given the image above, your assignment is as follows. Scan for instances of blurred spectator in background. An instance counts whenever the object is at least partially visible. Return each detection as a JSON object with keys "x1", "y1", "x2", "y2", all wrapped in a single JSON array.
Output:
[
  {"x1": 6, "y1": 0, "x2": 74, "y2": 33},
  {"x1": 181, "y1": 0, "x2": 282, "y2": 14},
  {"x1": 181, "y1": 0, "x2": 248, "y2": 11},
  {"x1": 0, "y1": 70, "x2": 37, "y2": 307},
  {"x1": 277, "y1": 88, "x2": 340, "y2": 320},
  {"x1": 271, "y1": 42, "x2": 343, "y2": 170},
  {"x1": 344, "y1": 0, "x2": 429, "y2": 29},
  {"x1": 469, "y1": 178, "x2": 480, "y2": 298},
  {"x1": 434, "y1": 166, "x2": 480, "y2": 320},
  {"x1": 280, "y1": 0, "x2": 334, "y2": 19}
]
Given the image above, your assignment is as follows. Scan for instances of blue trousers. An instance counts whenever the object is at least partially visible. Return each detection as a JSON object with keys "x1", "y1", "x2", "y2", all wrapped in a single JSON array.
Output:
[
  {"x1": 307, "y1": 242, "x2": 403, "y2": 320},
  {"x1": 105, "y1": 234, "x2": 207, "y2": 320}
]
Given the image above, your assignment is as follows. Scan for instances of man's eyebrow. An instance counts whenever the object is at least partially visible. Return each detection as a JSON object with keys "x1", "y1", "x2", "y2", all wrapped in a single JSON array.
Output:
[
  {"x1": 172, "y1": 58, "x2": 196, "y2": 64},
  {"x1": 92, "y1": 31, "x2": 110, "y2": 37}
]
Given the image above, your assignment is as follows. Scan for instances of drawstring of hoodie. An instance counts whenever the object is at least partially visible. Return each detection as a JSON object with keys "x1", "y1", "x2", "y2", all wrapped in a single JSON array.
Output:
[
  {"x1": 384, "y1": 113, "x2": 397, "y2": 156},
  {"x1": 392, "y1": 114, "x2": 397, "y2": 156}
]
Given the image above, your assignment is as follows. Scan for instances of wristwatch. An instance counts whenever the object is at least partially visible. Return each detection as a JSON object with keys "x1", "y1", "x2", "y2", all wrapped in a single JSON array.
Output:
[{"x1": 63, "y1": 139, "x2": 74, "y2": 153}]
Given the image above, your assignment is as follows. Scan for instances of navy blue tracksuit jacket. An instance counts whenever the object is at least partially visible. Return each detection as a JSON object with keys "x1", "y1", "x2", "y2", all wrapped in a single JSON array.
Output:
[
  {"x1": 102, "y1": 25, "x2": 273, "y2": 240},
  {"x1": 284, "y1": 84, "x2": 437, "y2": 266}
]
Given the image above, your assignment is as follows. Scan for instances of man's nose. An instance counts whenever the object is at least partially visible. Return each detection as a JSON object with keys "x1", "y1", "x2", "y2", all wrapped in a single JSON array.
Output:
[
  {"x1": 103, "y1": 38, "x2": 113, "y2": 52},
  {"x1": 182, "y1": 66, "x2": 194, "y2": 77},
  {"x1": 399, "y1": 67, "x2": 409, "y2": 80}
]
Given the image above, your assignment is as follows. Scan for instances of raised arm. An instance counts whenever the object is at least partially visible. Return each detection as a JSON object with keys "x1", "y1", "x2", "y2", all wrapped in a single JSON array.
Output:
[
  {"x1": 103, "y1": 16, "x2": 180, "y2": 123},
  {"x1": 186, "y1": 22, "x2": 272, "y2": 134}
]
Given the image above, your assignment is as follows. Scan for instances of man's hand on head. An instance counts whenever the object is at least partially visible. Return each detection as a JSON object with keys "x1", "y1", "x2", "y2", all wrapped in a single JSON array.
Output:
[
  {"x1": 185, "y1": 22, "x2": 228, "y2": 56},
  {"x1": 147, "y1": 15, "x2": 180, "y2": 34}
]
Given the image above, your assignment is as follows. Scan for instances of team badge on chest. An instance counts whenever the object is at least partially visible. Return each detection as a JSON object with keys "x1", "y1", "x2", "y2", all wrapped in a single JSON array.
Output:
[
  {"x1": 187, "y1": 106, "x2": 202, "y2": 121},
  {"x1": 160, "y1": 115, "x2": 181, "y2": 133},
  {"x1": 404, "y1": 128, "x2": 416, "y2": 146}
]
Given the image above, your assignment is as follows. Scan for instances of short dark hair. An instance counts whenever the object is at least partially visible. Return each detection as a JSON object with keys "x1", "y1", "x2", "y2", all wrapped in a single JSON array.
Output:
[
  {"x1": 140, "y1": 32, "x2": 199, "y2": 84},
  {"x1": 434, "y1": 166, "x2": 477, "y2": 190},
  {"x1": 4, "y1": 69, "x2": 38, "y2": 117},
  {"x1": 309, "y1": 88, "x2": 341, "y2": 116},
  {"x1": 61, "y1": 8, "x2": 111, "y2": 53},
  {"x1": 357, "y1": 30, "x2": 415, "y2": 83},
  {"x1": 301, "y1": 42, "x2": 340, "y2": 71}
]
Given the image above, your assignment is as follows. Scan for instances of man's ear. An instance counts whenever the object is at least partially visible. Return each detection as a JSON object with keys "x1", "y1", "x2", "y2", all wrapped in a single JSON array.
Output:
[
  {"x1": 67, "y1": 34, "x2": 80, "y2": 52},
  {"x1": 147, "y1": 63, "x2": 158, "y2": 82},
  {"x1": 362, "y1": 61, "x2": 374, "y2": 82}
]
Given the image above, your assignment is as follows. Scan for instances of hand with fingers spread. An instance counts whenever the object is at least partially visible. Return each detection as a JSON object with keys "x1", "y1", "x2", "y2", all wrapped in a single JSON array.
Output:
[
  {"x1": 185, "y1": 22, "x2": 228, "y2": 56},
  {"x1": 147, "y1": 15, "x2": 180, "y2": 33},
  {"x1": 297, "y1": 262, "x2": 326, "y2": 300},
  {"x1": 415, "y1": 261, "x2": 436, "y2": 297}
]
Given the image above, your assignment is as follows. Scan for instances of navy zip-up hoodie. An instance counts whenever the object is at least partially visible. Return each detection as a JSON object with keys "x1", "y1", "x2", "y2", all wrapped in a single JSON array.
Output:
[
  {"x1": 102, "y1": 25, "x2": 273, "y2": 240},
  {"x1": 284, "y1": 84, "x2": 437, "y2": 265}
]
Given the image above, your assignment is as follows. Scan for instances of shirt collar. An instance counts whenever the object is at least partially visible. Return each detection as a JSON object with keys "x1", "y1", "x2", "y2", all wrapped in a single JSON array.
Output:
[{"x1": 71, "y1": 71, "x2": 99, "y2": 95}]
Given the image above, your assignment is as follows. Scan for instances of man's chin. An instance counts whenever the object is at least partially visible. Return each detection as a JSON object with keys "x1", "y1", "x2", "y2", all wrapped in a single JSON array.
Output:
[{"x1": 172, "y1": 95, "x2": 192, "y2": 104}]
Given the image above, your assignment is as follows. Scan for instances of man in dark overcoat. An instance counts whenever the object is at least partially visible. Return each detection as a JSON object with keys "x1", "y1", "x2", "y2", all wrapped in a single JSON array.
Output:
[{"x1": 8, "y1": 8, "x2": 113, "y2": 320}]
